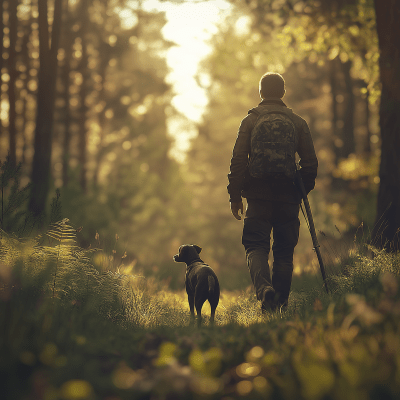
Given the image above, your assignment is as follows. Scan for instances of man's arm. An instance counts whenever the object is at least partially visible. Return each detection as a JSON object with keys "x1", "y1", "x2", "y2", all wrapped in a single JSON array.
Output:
[
  {"x1": 227, "y1": 114, "x2": 255, "y2": 206},
  {"x1": 297, "y1": 118, "x2": 318, "y2": 193}
]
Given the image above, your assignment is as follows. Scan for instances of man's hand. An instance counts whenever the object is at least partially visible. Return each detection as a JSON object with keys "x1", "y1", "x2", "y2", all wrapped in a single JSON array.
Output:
[{"x1": 230, "y1": 201, "x2": 244, "y2": 220}]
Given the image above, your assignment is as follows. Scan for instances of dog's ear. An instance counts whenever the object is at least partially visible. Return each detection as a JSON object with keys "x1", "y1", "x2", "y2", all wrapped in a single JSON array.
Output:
[{"x1": 193, "y1": 245, "x2": 202, "y2": 254}]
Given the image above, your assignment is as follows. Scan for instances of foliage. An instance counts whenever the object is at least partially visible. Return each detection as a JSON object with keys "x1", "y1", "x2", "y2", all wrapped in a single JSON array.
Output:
[
  {"x1": 1, "y1": 224, "x2": 400, "y2": 399},
  {"x1": 1, "y1": 0, "x2": 197, "y2": 270},
  {"x1": 230, "y1": 0, "x2": 379, "y2": 101},
  {"x1": 179, "y1": 0, "x2": 382, "y2": 276},
  {"x1": 1, "y1": 0, "x2": 386, "y2": 280},
  {"x1": 58, "y1": 152, "x2": 194, "y2": 274},
  {"x1": 52, "y1": 2, "x2": 198, "y2": 270}
]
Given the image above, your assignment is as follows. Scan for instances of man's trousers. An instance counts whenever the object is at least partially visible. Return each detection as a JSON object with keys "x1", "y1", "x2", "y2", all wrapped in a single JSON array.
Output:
[{"x1": 242, "y1": 199, "x2": 300, "y2": 307}]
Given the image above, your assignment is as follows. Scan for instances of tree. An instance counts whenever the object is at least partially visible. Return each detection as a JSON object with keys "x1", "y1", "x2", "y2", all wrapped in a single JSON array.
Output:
[
  {"x1": 8, "y1": 0, "x2": 18, "y2": 168},
  {"x1": 0, "y1": 0, "x2": 4, "y2": 143},
  {"x1": 60, "y1": 1, "x2": 73, "y2": 188},
  {"x1": 77, "y1": 0, "x2": 89, "y2": 192},
  {"x1": 29, "y1": 0, "x2": 63, "y2": 220},
  {"x1": 372, "y1": 0, "x2": 400, "y2": 250}
]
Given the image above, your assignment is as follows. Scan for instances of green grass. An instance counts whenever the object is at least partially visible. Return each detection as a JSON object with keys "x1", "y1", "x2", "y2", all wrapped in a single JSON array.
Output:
[{"x1": 1, "y1": 221, "x2": 400, "y2": 400}]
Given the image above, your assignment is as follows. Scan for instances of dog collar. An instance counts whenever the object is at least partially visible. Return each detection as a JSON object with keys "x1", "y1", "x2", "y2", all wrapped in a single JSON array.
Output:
[{"x1": 186, "y1": 259, "x2": 204, "y2": 271}]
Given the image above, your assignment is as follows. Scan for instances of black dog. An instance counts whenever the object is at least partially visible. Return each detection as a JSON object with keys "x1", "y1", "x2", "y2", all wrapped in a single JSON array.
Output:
[{"x1": 173, "y1": 244, "x2": 220, "y2": 326}]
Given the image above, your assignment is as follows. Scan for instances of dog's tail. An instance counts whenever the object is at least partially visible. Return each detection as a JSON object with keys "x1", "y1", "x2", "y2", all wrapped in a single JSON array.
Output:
[{"x1": 208, "y1": 276, "x2": 215, "y2": 293}]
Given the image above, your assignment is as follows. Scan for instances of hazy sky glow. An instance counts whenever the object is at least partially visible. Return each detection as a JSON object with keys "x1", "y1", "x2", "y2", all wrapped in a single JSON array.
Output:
[
  {"x1": 135, "y1": 0, "x2": 230, "y2": 161},
  {"x1": 143, "y1": 0, "x2": 231, "y2": 122}
]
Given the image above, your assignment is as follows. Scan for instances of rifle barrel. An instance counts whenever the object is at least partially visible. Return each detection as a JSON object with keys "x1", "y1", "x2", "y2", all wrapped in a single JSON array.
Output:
[{"x1": 295, "y1": 170, "x2": 329, "y2": 294}]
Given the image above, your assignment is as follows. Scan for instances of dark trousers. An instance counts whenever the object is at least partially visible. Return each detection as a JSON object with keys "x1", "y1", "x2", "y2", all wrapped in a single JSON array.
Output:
[{"x1": 242, "y1": 199, "x2": 300, "y2": 306}]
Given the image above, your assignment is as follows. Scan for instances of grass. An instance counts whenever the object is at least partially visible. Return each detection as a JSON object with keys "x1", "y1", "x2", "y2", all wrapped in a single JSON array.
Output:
[{"x1": 1, "y1": 221, "x2": 400, "y2": 400}]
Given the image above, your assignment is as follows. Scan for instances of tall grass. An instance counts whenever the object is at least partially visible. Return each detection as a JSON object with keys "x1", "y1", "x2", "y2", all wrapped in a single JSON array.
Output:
[{"x1": 1, "y1": 221, "x2": 399, "y2": 399}]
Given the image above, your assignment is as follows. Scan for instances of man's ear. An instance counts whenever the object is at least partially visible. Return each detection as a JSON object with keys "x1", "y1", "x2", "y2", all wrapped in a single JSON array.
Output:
[
  {"x1": 173, "y1": 254, "x2": 180, "y2": 262},
  {"x1": 193, "y1": 245, "x2": 202, "y2": 254}
]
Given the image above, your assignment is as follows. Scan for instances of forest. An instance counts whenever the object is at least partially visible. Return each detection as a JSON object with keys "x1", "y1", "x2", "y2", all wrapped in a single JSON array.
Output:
[{"x1": 1, "y1": 0, "x2": 400, "y2": 399}]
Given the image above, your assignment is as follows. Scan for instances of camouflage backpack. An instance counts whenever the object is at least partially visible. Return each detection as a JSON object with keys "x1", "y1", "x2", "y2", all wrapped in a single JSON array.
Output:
[{"x1": 248, "y1": 109, "x2": 297, "y2": 180}]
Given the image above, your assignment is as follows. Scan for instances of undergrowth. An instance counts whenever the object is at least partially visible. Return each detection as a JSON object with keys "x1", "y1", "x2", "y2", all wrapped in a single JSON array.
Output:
[{"x1": 1, "y1": 220, "x2": 400, "y2": 400}]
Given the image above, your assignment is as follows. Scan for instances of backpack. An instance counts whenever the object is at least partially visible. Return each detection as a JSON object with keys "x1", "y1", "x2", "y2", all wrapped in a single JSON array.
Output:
[{"x1": 248, "y1": 109, "x2": 297, "y2": 180}]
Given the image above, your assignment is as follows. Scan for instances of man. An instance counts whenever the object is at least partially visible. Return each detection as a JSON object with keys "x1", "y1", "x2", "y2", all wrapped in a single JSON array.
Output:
[{"x1": 227, "y1": 72, "x2": 318, "y2": 313}]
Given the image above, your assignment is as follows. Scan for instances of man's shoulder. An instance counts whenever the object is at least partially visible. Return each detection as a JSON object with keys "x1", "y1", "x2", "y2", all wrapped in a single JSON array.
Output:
[
  {"x1": 286, "y1": 109, "x2": 309, "y2": 130},
  {"x1": 240, "y1": 110, "x2": 259, "y2": 128},
  {"x1": 243, "y1": 103, "x2": 309, "y2": 130},
  {"x1": 290, "y1": 110, "x2": 307, "y2": 122}
]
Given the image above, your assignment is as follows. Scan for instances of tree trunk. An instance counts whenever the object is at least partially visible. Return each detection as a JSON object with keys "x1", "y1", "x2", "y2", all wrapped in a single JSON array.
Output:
[
  {"x1": 78, "y1": 0, "x2": 89, "y2": 193},
  {"x1": 93, "y1": 110, "x2": 106, "y2": 187},
  {"x1": 340, "y1": 60, "x2": 355, "y2": 158},
  {"x1": 372, "y1": 0, "x2": 400, "y2": 250},
  {"x1": 21, "y1": 9, "x2": 33, "y2": 165},
  {"x1": 8, "y1": 0, "x2": 18, "y2": 168},
  {"x1": 62, "y1": 5, "x2": 73, "y2": 188},
  {"x1": 364, "y1": 89, "x2": 372, "y2": 155},
  {"x1": 329, "y1": 58, "x2": 341, "y2": 163},
  {"x1": 29, "y1": 0, "x2": 63, "y2": 220},
  {"x1": 0, "y1": 0, "x2": 4, "y2": 144},
  {"x1": 93, "y1": 57, "x2": 108, "y2": 187}
]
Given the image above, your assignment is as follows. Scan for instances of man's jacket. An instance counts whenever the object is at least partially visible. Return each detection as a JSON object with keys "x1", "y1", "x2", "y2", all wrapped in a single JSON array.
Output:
[{"x1": 227, "y1": 98, "x2": 318, "y2": 204}]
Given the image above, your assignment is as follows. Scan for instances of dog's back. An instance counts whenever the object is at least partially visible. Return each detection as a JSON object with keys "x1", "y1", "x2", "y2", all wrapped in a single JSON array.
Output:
[
  {"x1": 186, "y1": 263, "x2": 220, "y2": 307},
  {"x1": 186, "y1": 263, "x2": 218, "y2": 292}
]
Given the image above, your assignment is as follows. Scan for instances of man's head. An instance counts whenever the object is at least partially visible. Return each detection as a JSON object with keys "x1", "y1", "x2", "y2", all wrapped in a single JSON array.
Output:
[{"x1": 259, "y1": 72, "x2": 286, "y2": 99}]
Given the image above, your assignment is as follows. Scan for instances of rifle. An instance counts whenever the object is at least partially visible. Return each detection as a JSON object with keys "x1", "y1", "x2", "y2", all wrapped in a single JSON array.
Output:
[{"x1": 295, "y1": 169, "x2": 329, "y2": 294}]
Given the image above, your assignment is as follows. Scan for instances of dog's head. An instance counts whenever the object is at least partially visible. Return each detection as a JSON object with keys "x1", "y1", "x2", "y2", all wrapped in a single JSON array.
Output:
[{"x1": 173, "y1": 244, "x2": 202, "y2": 264}]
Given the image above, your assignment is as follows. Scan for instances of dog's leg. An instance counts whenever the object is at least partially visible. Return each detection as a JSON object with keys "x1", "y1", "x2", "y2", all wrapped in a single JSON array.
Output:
[
  {"x1": 188, "y1": 295, "x2": 195, "y2": 326},
  {"x1": 210, "y1": 305, "x2": 216, "y2": 325},
  {"x1": 195, "y1": 297, "x2": 205, "y2": 327},
  {"x1": 196, "y1": 310, "x2": 202, "y2": 327}
]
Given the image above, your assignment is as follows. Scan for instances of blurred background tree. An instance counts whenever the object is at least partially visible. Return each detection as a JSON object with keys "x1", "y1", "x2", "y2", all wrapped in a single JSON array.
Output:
[
  {"x1": 372, "y1": 0, "x2": 400, "y2": 250},
  {"x1": 0, "y1": 0, "x2": 193, "y2": 283},
  {"x1": 29, "y1": 0, "x2": 62, "y2": 221},
  {"x1": 0, "y1": 0, "x2": 397, "y2": 290}
]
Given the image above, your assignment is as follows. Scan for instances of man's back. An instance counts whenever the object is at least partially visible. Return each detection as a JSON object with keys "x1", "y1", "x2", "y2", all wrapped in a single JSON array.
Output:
[{"x1": 227, "y1": 98, "x2": 318, "y2": 204}]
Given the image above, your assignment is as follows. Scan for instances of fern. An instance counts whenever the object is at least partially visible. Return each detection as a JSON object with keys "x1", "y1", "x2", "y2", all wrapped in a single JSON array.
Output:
[
  {"x1": 40, "y1": 220, "x2": 128, "y2": 321},
  {"x1": 46, "y1": 218, "x2": 76, "y2": 244}
]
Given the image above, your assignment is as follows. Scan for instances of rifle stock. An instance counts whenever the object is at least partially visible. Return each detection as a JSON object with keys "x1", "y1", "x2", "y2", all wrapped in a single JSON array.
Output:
[{"x1": 295, "y1": 170, "x2": 329, "y2": 294}]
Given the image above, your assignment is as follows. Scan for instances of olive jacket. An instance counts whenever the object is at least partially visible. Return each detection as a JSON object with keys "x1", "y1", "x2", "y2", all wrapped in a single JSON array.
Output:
[{"x1": 227, "y1": 98, "x2": 318, "y2": 204}]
